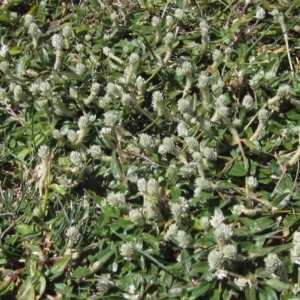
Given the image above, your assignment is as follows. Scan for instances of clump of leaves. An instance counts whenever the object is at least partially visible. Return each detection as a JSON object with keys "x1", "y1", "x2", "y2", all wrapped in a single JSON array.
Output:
[{"x1": 1, "y1": 0, "x2": 300, "y2": 299}]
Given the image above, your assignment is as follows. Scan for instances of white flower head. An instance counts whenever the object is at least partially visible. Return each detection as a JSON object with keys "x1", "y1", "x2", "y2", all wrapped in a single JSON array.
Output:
[
  {"x1": 137, "y1": 178, "x2": 147, "y2": 194},
  {"x1": 177, "y1": 230, "x2": 191, "y2": 248},
  {"x1": 146, "y1": 178, "x2": 160, "y2": 198},
  {"x1": 28, "y1": 23, "x2": 41, "y2": 38},
  {"x1": 152, "y1": 91, "x2": 164, "y2": 115},
  {"x1": 202, "y1": 146, "x2": 217, "y2": 160},
  {"x1": 144, "y1": 202, "x2": 161, "y2": 220},
  {"x1": 231, "y1": 204, "x2": 245, "y2": 216},
  {"x1": 171, "y1": 197, "x2": 188, "y2": 222},
  {"x1": 174, "y1": 8, "x2": 184, "y2": 20},
  {"x1": 52, "y1": 34, "x2": 64, "y2": 49},
  {"x1": 293, "y1": 232, "x2": 300, "y2": 244},
  {"x1": 62, "y1": 25, "x2": 73, "y2": 38},
  {"x1": 75, "y1": 62, "x2": 86, "y2": 75},
  {"x1": 38, "y1": 145, "x2": 50, "y2": 160},
  {"x1": 69, "y1": 151, "x2": 82, "y2": 166},
  {"x1": 177, "y1": 122, "x2": 189, "y2": 137},
  {"x1": 214, "y1": 223, "x2": 233, "y2": 241},
  {"x1": 210, "y1": 208, "x2": 225, "y2": 228},
  {"x1": 248, "y1": 176, "x2": 258, "y2": 190},
  {"x1": 199, "y1": 216, "x2": 210, "y2": 230},
  {"x1": 166, "y1": 15, "x2": 174, "y2": 27},
  {"x1": 195, "y1": 177, "x2": 214, "y2": 191},
  {"x1": 0, "y1": 44, "x2": 9, "y2": 57},
  {"x1": 39, "y1": 81, "x2": 51, "y2": 96},
  {"x1": 164, "y1": 223, "x2": 179, "y2": 240},
  {"x1": 185, "y1": 137, "x2": 199, "y2": 153},
  {"x1": 129, "y1": 52, "x2": 139, "y2": 66},
  {"x1": 67, "y1": 130, "x2": 78, "y2": 143},
  {"x1": 200, "y1": 20, "x2": 209, "y2": 36},
  {"x1": 106, "y1": 192, "x2": 126, "y2": 207},
  {"x1": 0, "y1": 61, "x2": 9, "y2": 72},
  {"x1": 198, "y1": 74, "x2": 210, "y2": 89},
  {"x1": 66, "y1": 226, "x2": 80, "y2": 243},
  {"x1": 234, "y1": 277, "x2": 251, "y2": 291},
  {"x1": 264, "y1": 253, "x2": 281, "y2": 273},
  {"x1": 256, "y1": 7, "x2": 266, "y2": 20},
  {"x1": 129, "y1": 209, "x2": 144, "y2": 226},
  {"x1": 119, "y1": 242, "x2": 135, "y2": 260},
  {"x1": 139, "y1": 133, "x2": 154, "y2": 151},
  {"x1": 291, "y1": 244, "x2": 300, "y2": 265},
  {"x1": 242, "y1": 95, "x2": 253, "y2": 110},
  {"x1": 151, "y1": 16, "x2": 161, "y2": 29},
  {"x1": 104, "y1": 111, "x2": 119, "y2": 128},
  {"x1": 178, "y1": 98, "x2": 190, "y2": 113},
  {"x1": 215, "y1": 269, "x2": 227, "y2": 280},
  {"x1": 208, "y1": 249, "x2": 223, "y2": 270},
  {"x1": 88, "y1": 145, "x2": 103, "y2": 159},
  {"x1": 163, "y1": 32, "x2": 174, "y2": 45},
  {"x1": 223, "y1": 244, "x2": 237, "y2": 259}
]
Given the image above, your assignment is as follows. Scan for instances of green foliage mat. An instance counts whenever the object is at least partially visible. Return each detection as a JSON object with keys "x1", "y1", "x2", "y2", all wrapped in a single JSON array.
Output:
[{"x1": 1, "y1": 0, "x2": 300, "y2": 299}]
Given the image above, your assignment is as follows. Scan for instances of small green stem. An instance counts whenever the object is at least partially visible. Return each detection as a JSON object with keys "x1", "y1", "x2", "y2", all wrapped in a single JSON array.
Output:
[
  {"x1": 113, "y1": 128, "x2": 127, "y2": 187},
  {"x1": 141, "y1": 116, "x2": 160, "y2": 133},
  {"x1": 131, "y1": 101, "x2": 154, "y2": 122}
]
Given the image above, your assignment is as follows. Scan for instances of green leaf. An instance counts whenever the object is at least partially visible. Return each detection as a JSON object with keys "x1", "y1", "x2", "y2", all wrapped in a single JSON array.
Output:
[
  {"x1": 286, "y1": 110, "x2": 300, "y2": 120},
  {"x1": 191, "y1": 261, "x2": 209, "y2": 273},
  {"x1": 258, "y1": 177, "x2": 272, "y2": 184},
  {"x1": 245, "y1": 286, "x2": 257, "y2": 300},
  {"x1": 131, "y1": 24, "x2": 154, "y2": 35},
  {"x1": 111, "y1": 219, "x2": 134, "y2": 231},
  {"x1": 49, "y1": 254, "x2": 71, "y2": 280},
  {"x1": 95, "y1": 248, "x2": 114, "y2": 270},
  {"x1": 284, "y1": 215, "x2": 300, "y2": 228},
  {"x1": 9, "y1": 46, "x2": 23, "y2": 55},
  {"x1": 181, "y1": 249, "x2": 191, "y2": 274},
  {"x1": 283, "y1": 140, "x2": 293, "y2": 151},
  {"x1": 26, "y1": 244, "x2": 44, "y2": 258},
  {"x1": 272, "y1": 191, "x2": 291, "y2": 209},
  {"x1": 16, "y1": 148, "x2": 30, "y2": 160},
  {"x1": 17, "y1": 278, "x2": 35, "y2": 300},
  {"x1": 215, "y1": 180, "x2": 236, "y2": 189},
  {"x1": 226, "y1": 161, "x2": 247, "y2": 177},
  {"x1": 50, "y1": 183, "x2": 66, "y2": 195},
  {"x1": 167, "y1": 90, "x2": 182, "y2": 100},
  {"x1": 25, "y1": 258, "x2": 37, "y2": 276},
  {"x1": 72, "y1": 267, "x2": 93, "y2": 279},
  {"x1": 171, "y1": 186, "x2": 181, "y2": 199},
  {"x1": 231, "y1": 18, "x2": 242, "y2": 33},
  {"x1": 211, "y1": 289, "x2": 220, "y2": 300},
  {"x1": 259, "y1": 286, "x2": 278, "y2": 300},
  {"x1": 190, "y1": 282, "x2": 211, "y2": 298},
  {"x1": 159, "y1": 270, "x2": 172, "y2": 289},
  {"x1": 101, "y1": 205, "x2": 120, "y2": 218},
  {"x1": 242, "y1": 138, "x2": 258, "y2": 149},
  {"x1": 37, "y1": 275, "x2": 47, "y2": 295},
  {"x1": 73, "y1": 25, "x2": 89, "y2": 35},
  {"x1": 143, "y1": 233, "x2": 160, "y2": 250},
  {"x1": 0, "y1": 280, "x2": 14, "y2": 295},
  {"x1": 15, "y1": 224, "x2": 34, "y2": 235},
  {"x1": 54, "y1": 283, "x2": 74, "y2": 297},
  {"x1": 110, "y1": 151, "x2": 123, "y2": 180},
  {"x1": 265, "y1": 279, "x2": 289, "y2": 292},
  {"x1": 0, "y1": 13, "x2": 13, "y2": 25}
]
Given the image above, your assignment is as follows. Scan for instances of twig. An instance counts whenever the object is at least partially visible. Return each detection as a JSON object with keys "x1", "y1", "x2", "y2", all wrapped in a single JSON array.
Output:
[
  {"x1": 0, "y1": 214, "x2": 25, "y2": 247},
  {"x1": 6, "y1": 105, "x2": 24, "y2": 126}
]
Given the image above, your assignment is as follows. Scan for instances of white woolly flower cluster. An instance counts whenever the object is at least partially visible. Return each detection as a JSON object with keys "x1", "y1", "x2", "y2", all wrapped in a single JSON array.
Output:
[
  {"x1": 206, "y1": 208, "x2": 246, "y2": 286},
  {"x1": 291, "y1": 232, "x2": 300, "y2": 265}
]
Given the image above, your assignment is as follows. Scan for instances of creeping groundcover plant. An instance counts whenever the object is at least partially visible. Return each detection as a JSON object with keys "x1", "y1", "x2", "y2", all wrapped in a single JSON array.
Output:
[{"x1": 1, "y1": 0, "x2": 300, "y2": 299}]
